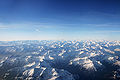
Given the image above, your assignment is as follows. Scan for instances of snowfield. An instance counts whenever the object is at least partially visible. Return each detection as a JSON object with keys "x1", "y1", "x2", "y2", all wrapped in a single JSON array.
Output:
[{"x1": 0, "y1": 40, "x2": 120, "y2": 80}]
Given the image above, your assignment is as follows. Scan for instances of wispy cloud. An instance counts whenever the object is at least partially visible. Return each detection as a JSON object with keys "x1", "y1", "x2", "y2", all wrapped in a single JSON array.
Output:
[
  {"x1": 86, "y1": 23, "x2": 120, "y2": 28},
  {"x1": 0, "y1": 23, "x2": 27, "y2": 29},
  {"x1": 35, "y1": 28, "x2": 41, "y2": 32},
  {"x1": 92, "y1": 30, "x2": 120, "y2": 33},
  {"x1": 0, "y1": 22, "x2": 56, "y2": 29}
]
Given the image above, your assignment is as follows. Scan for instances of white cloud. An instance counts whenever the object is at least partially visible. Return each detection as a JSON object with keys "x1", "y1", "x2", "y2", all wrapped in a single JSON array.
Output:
[
  {"x1": 93, "y1": 30, "x2": 120, "y2": 33},
  {"x1": 35, "y1": 29, "x2": 41, "y2": 32},
  {"x1": 0, "y1": 22, "x2": 57, "y2": 30}
]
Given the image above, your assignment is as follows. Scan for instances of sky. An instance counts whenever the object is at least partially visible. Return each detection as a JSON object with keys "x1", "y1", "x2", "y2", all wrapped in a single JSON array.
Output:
[{"x1": 0, "y1": 0, "x2": 120, "y2": 41}]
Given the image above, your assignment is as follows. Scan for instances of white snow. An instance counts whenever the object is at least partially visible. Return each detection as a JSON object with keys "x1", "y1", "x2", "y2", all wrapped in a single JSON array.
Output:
[
  {"x1": 114, "y1": 48, "x2": 120, "y2": 51},
  {"x1": 40, "y1": 67, "x2": 46, "y2": 76},
  {"x1": 24, "y1": 62, "x2": 35, "y2": 68},
  {"x1": 23, "y1": 68, "x2": 34, "y2": 76},
  {"x1": 49, "y1": 56, "x2": 54, "y2": 60},
  {"x1": 0, "y1": 57, "x2": 8, "y2": 67},
  {"x1": 25, "y1": 56, "x2": 31, "y2": 61},
  {"x1": 96, "y1": 61, "x2": 102, "y2": 65},
  {"x1": 104, "y1": 48, "x2": 115, "y2": 54},
  {"x1": 83, "y1": 59, "x2": 96, "y2": 70},
  {"x1": 108, "y1": 57, "x2": 114, "y2": 61},
  {"x1": 114, "y1": 61, "x2": 120, "y2": 66},
  {"x1": 38, "y1": 56, "x2": 45, "y2": 62},
  {"x1": 48, "y1": 76, "x2": 58, "y2": 80},
  {"x1": 58, "y1": 49, "x2": 66, "y2": 56}
]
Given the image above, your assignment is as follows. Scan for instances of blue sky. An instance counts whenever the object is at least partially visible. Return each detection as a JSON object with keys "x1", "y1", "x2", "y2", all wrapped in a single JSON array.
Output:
[{"x1": 0, "y1": 0, "x2": 120, "y2": 40}]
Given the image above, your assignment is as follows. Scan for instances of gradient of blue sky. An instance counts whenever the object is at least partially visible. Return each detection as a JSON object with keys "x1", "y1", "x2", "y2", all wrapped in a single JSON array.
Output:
[{"x1": 0, "y1": 0, "x2": 120, "y2": 40}]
